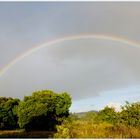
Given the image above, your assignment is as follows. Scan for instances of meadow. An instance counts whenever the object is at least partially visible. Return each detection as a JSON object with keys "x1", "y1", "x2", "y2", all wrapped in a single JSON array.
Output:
[{"x1": 54, "y1": 111, "x2": 140, "y2": 138}]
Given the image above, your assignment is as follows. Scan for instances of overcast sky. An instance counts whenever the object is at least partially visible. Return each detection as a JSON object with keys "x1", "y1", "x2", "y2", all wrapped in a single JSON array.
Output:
[{"x1": 0, "y1": 2, "x2": 140, "y2": 112}]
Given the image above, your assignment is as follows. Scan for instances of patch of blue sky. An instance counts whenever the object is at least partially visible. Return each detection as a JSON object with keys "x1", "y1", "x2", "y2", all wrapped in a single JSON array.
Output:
[{"x1": 70, "y1": 86, "x2": 140, "y2": 112}]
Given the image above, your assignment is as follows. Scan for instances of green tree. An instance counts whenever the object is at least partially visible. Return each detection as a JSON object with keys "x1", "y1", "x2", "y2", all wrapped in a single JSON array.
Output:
[
  {"x1": 98, "y1": 106, "x2": 118, "y2": 124},
  {"x1": 0, "y1": 97, "x2": 20, "y2": 130},
  {"x1": 17, "y1": 90, "x2": 72, "y2": 131},
  {"x1": 119, "y1": 101, "x2": 140, "y2": 127}
]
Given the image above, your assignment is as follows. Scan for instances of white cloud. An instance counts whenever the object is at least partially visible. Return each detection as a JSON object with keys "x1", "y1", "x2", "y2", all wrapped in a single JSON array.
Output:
[{"x1": 107, "y1": 102, "x2": 121, "y2": 112}]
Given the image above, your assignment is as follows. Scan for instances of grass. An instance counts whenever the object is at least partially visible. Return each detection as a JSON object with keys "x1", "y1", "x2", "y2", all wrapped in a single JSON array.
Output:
[
  {"x1": 0, "y1": 121, "x2": 140, "y2": 138},
  {"x1": 54, "y1": 119, "x2": 140, "y2": 138},
  {"x1": 0, "y1": 129, "x2": 54, "y2": 138},
  {"x1": 1, "y1": 112, "x2": 140, "y2": 138}
]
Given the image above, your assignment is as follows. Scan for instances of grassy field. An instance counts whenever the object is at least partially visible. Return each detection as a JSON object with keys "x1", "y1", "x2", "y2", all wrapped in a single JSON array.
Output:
[
  {"x1": 0, "y1": 121, "x2": 140, "y2": 138},
  {"x1": 0, "y1": 130, "x2": 54, "y2": 138},
  {"x1": 54, "y1": 119, "x2": 140, "y2": 138}
]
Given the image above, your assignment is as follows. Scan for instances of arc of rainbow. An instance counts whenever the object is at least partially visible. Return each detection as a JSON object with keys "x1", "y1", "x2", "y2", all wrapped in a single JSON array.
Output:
[{"x1": 0, "y1": 34, "x2": 140, "y2": 77}]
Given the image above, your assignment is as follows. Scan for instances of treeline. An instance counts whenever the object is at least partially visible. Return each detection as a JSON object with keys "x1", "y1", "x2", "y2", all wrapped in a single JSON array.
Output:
[
  {"x1": 0, "y1": 90, "x2": 72, "y2": 131},
  {"x1": 54, "y1": 101, "x2": 140, "y2": 138},
  {"x1": 98, "y1": 101, "x2": 140, "y2": 127}
]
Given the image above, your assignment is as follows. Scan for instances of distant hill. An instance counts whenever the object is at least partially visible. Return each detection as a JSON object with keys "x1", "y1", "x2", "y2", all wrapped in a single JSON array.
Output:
[{"x1": 73, "y1": 110, "x2": 98, "y2": 118}]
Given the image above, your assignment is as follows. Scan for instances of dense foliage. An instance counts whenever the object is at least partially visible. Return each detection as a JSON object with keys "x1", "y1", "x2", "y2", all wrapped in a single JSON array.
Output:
[
  {"x1": 0, "y1": 97, "x2": 20, "y2": 130},
  {"x1": 98, "y1": 106, "x2": 118, "y2": 124},
  {"x1": 119, "y1": 101, "x2": 140, "y2": 127},
  {"x1": 17, "y1": 90, "x2": 72, "y2": 131},
  {"x1": 54, "y1": 102, "x2": 140, "y2": 138}
]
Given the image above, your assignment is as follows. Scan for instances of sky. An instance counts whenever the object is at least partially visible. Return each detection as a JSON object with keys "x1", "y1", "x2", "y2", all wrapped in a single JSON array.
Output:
[{"x1": 0, "y1": 2, "x2": 140, "y2": 112}]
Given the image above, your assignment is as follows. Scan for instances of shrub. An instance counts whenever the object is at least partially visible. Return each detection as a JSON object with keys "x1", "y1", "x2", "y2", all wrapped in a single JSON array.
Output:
[
  {"x1": 119, "y1": 101, "x2": 140, "y2": 127},
  {"x1": 98, "y1": 106, "x2": 118, "y2": 124}
]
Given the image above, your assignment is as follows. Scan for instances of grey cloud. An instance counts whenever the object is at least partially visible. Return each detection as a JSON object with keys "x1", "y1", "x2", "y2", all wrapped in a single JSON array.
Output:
[
  {"x1": 1, "y1": 2, "x2": 140, "y2": 70},
  {"x1": 1, "y1": 38, "x2": 140, "y2": 100}
]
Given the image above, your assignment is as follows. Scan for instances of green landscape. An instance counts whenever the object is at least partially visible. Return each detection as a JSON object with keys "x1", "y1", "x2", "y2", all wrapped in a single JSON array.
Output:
[{"x1": 0, "y1": 89, "x2": 140, "y2": 138}]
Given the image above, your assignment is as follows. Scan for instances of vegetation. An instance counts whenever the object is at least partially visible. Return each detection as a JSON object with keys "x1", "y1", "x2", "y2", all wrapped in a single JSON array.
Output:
[
  {"x1": 0, "y1": 97, "x2": 20, "y2": 130},
  {"x1": 54, "y1": 117, "x2": 140, "y2": 138},
  {"x1": 17, "y1": 90, "x2": 71, "y2": 131},
  {"x1": 54, "y1": 102, "x2": 140, "y2": 138},
  {"x1": 0, "y1": 89, "x2": 140, "y2": 138},
  {"x1": 119, "y1": 101, "x2": 140, "y2": 127},
  {"x1": 98, "y1": 106, "x2": 118, "y2": 124}
]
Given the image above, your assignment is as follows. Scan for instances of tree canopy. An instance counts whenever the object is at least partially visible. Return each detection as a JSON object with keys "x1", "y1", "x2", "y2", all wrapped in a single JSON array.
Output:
[
  {"x1": 0, "y1": 97, "x2": 20, "y2": 130},
  {"x1": 98, "y1": 106, "x2": 118, "y2": 124},
  {"x1": 17, "y1": 90, "x2": 72, "y2": 131},
  {"x1": 120, "y1": 101, "x2": 140, "y2": 127}
]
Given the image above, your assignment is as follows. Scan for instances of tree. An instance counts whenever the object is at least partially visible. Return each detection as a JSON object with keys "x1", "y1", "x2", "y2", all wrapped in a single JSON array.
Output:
[
  {"x1": 0, "y1": 97, "x2": 20, "y2": 130},
  {"x1": 119, "y1": 101, "x2": 140, "y2": 127},
  {"x1": 98, "y1": 106, "x2": 118, "y2": 124},
  {"x1": 17, "y1": 90, "x2": 72, "y2": 131}
]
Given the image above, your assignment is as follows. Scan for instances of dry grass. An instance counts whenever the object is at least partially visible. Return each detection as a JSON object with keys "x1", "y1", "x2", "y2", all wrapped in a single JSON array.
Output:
[
  {"x1": 0, "y1": 129, "x2": 54, "y2": 138},
  {"x1": 1, "y1": 121, "x2": 140, "y2": 138},
  {"x1": 55, "y1": 120, "x2": 140, "y2": 138}
]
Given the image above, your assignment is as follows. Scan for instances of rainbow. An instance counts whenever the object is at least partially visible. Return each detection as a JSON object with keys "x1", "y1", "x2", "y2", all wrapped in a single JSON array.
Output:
[{"x1": 0, "y1": 34, "x2": 140, "y2": 77}]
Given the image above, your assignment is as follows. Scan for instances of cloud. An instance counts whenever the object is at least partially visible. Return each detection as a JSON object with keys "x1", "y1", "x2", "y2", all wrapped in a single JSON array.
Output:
[
  {"x1": 1, "y1": 2, "x2": 140, "y2": 70},
  {"x1": 0, "y1": 38, "x2": 140, "y2": 101},
  {"x1": 107, "y1": 102, "x2": 121, "y2": 112}
]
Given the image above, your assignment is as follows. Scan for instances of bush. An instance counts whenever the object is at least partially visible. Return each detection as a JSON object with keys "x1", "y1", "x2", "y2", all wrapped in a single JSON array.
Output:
[
  {"x1": 98, "y1": 106, "x2": 118, "y2": 124},
  {"x1": 119, "y1": 101, "x2": 140, "y2": 127},
  {"x1": 54, "y1": 124, "x2": 70, "y2": 138}
]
